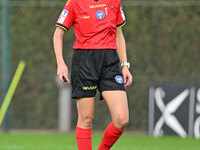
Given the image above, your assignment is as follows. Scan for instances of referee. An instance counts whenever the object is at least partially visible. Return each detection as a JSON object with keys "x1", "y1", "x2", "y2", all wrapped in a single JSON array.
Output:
[{"x1": 53, "y1": 0, "x2": 132, "y2": 149}]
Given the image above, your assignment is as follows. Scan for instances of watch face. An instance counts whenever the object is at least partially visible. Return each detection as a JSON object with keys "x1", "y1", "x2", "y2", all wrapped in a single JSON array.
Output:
[{"x1": 121, "y1": 62, "x2": 130, "y2": 69}]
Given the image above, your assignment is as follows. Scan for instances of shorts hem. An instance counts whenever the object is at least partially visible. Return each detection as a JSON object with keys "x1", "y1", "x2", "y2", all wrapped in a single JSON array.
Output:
[
  {"x1": 99, "y1": 88, "x2": 126, "y2": 94},
  {"x1": 72, "y1": 95, "x2": 96, "y2": 100},
  {"x1": 99, "y1": 89, "x2": 126, "y2": 100}
]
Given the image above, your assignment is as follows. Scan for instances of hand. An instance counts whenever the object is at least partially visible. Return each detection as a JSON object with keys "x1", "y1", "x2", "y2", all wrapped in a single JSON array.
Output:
[
  {"x1": 122, "y1": 66, "x2": 132, "y2": 87},
  {"x1": 57, "y1": 62, "x2": 70, "y2": 83}
]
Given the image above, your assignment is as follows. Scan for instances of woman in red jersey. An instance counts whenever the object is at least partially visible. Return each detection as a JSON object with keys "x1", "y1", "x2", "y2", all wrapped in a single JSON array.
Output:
[{"x1": 53, "y1": 0, "x2": 132, "y2": 149}]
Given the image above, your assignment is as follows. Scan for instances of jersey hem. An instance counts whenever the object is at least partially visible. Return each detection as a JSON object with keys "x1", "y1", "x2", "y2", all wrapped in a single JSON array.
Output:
[
  {"x1": 73, "y1": 47, "x2": 117, "y2": 50},
  {"x1": 74, "y1": 49, "x2": 117, "y2": 50},
  {"x1": 56, "y1": 23, "x2": 68, "y2": 31},
  {"x1": 116, "y1": 21, "x2": 126, "y2": 28}
]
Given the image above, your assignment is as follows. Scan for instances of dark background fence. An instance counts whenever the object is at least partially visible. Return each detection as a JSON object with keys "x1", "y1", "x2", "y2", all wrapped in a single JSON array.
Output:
[{"x1": 0, "y1": 0, "x2": 200, "y2": 131}]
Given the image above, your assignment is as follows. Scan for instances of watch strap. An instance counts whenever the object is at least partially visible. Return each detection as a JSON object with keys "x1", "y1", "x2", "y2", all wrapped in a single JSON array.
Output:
[{"x1": 121, "y1": 62, "x2": 130, "y2": 69}]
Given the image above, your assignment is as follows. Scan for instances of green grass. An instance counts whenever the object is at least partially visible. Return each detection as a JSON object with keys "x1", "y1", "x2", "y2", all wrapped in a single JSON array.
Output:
[{"x1": 0, "y1": 133, "x2": 199, "y2": 150}]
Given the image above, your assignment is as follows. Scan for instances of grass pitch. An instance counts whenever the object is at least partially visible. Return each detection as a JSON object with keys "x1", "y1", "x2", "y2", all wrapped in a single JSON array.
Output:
[{"x1": 0, "y1": 133, "x2": 199, "y2": 150}]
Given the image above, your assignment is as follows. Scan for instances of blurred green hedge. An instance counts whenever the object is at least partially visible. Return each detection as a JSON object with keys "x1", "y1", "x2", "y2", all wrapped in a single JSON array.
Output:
[{"x1": 0, "y1": 1, "x2": 199, "y2": 130}]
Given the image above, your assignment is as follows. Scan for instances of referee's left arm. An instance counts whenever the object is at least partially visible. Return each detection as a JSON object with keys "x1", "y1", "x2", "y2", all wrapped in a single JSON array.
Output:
[
  {"x1": 116, "y1": 28, "x2": 127, "y2": 64},
  {"x1": 116, "y1": 28, "x2": 132, "y2": 87}
]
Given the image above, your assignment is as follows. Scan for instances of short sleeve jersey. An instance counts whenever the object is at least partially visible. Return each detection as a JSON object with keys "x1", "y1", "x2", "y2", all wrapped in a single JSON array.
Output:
[{"x1": 56, "y1": 0, "x2": 126, "y2": 50}]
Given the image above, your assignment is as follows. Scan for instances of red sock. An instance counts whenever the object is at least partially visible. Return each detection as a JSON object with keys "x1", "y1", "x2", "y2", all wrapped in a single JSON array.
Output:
[
  {"x1": 75, "y1": 126, "x2": 92, "y2": 150},
  {"x1": 98, "y1": 122, "x2": 124, "y2": 150}
]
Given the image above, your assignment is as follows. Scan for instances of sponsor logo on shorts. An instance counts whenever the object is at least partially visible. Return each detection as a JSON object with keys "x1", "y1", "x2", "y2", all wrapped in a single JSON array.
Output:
[
  {"x1": 104, "y1": 144, "x2": 111, "y2": 148},
  {"x1": 96, "y1": 10, "x2": 105, "y2": 19},
  {"x1": 115, "y1": 75, "x2": 123, "y2": 84},
  {"x1": 83, "y1": 86, "x2": 97, "y2": 90},
  {"x1": 57, "y1": 9, "x2": 68, "y2": 24}
]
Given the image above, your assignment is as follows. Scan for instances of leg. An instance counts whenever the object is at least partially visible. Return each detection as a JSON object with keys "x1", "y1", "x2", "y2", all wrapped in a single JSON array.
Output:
[
  {"x1": 76, "y1": 97, "x2": 95, "y2": 129},
  {"x1": 76, "y1": 97, "x2": 95, "y2": 150},
  {"x1": 103, "y1": 91, "x2": 129, "y2": 130},
  {"x1": 98, "y1": 91, "x2": 129, "y2": 150}
]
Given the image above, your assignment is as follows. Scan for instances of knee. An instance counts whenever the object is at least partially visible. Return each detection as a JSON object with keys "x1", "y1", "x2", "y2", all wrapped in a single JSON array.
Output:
[
  {"x1": 78, "y1": 115, "x2": 94, "y2": 129},
  {"x1": 113, "y1": 115, "x2": 129, "y2": 130},
  {"x1": 83, "y1": 116, "x2": 94, "y2": 126}
]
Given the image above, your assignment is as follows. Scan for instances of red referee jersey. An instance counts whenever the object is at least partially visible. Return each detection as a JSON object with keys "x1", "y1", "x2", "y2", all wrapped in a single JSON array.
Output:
[{"x1": 56, "y1": 0, "x2": 126, "y2": 50}]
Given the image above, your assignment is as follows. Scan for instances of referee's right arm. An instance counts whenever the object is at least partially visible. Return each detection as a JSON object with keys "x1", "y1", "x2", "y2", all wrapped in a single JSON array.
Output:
[
  {"x1": 53, "y1": 0, "x2": 75, "y2": 83},
  {"x1": 53, "y1": 27, "x2": 70, "y2": 83}
]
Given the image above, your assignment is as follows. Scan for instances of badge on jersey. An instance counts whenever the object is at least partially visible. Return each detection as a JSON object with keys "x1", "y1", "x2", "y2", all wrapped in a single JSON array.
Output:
[
  {"x1": 120, "y1": 6, "x2": 125, "y2": 21},
  {"x1": 57, "y1": 9, "x2": 68, "y2": 24},
  {"x1": 115, "y1": 75, "x2": 123, "y2": 84},
  {"x1": 96, "y1": 10, "x2": 105, "y2": 19}
]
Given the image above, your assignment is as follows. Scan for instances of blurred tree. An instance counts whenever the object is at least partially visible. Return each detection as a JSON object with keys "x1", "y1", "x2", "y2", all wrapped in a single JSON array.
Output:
[{"x1": 0, "y1": 0, "x2": 199, "y2": 130}]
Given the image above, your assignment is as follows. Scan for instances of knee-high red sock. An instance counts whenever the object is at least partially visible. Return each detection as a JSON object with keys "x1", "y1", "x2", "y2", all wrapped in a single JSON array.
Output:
[
  {"x1": 75, "y1": 126, "x2": 92, "y2": 150},
  {"x1": 98, "y1": 122, "x2": 124, "y2": 150}
]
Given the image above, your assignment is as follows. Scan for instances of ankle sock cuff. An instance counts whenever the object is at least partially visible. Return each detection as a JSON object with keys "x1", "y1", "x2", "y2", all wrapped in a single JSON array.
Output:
[
  {"x1": 76, "y1": 126, "x2": 91, "y2": 139},
  {"x1": 110, "y1": 122, "x2": 124, "y2": 137}
]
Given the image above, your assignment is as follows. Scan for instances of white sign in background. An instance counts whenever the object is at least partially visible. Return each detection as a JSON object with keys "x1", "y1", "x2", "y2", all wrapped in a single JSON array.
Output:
[
  {"x1": 148, "y1": 86, "x2": 200, "y2": 138},
  {"x1": 194, "y1": 89, "x2": 200, "y2": 138}
]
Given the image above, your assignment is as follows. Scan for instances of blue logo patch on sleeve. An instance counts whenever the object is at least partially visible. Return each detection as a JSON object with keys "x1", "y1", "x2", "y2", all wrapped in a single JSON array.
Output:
[
  {"x1": 120, "y1": 6, "x2": 125, "y2": 20},
  {"x1": 120, "y1": 7, "x2": 123, "y2": 12},
  {"x1": 57, "y1": 9, "x2": 68, "y2": 24},
  {"x1": 96, "y1": 10, "x2": 105, "y2": 19},
  {"x1": 115, "y1": 75, "x2": 123, "y2": 84}
]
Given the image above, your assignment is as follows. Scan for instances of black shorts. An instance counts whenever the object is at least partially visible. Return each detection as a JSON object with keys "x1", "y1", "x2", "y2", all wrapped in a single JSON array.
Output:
[{"x1": 71, "y1": 49, "x2": 125, "y2": 100}]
